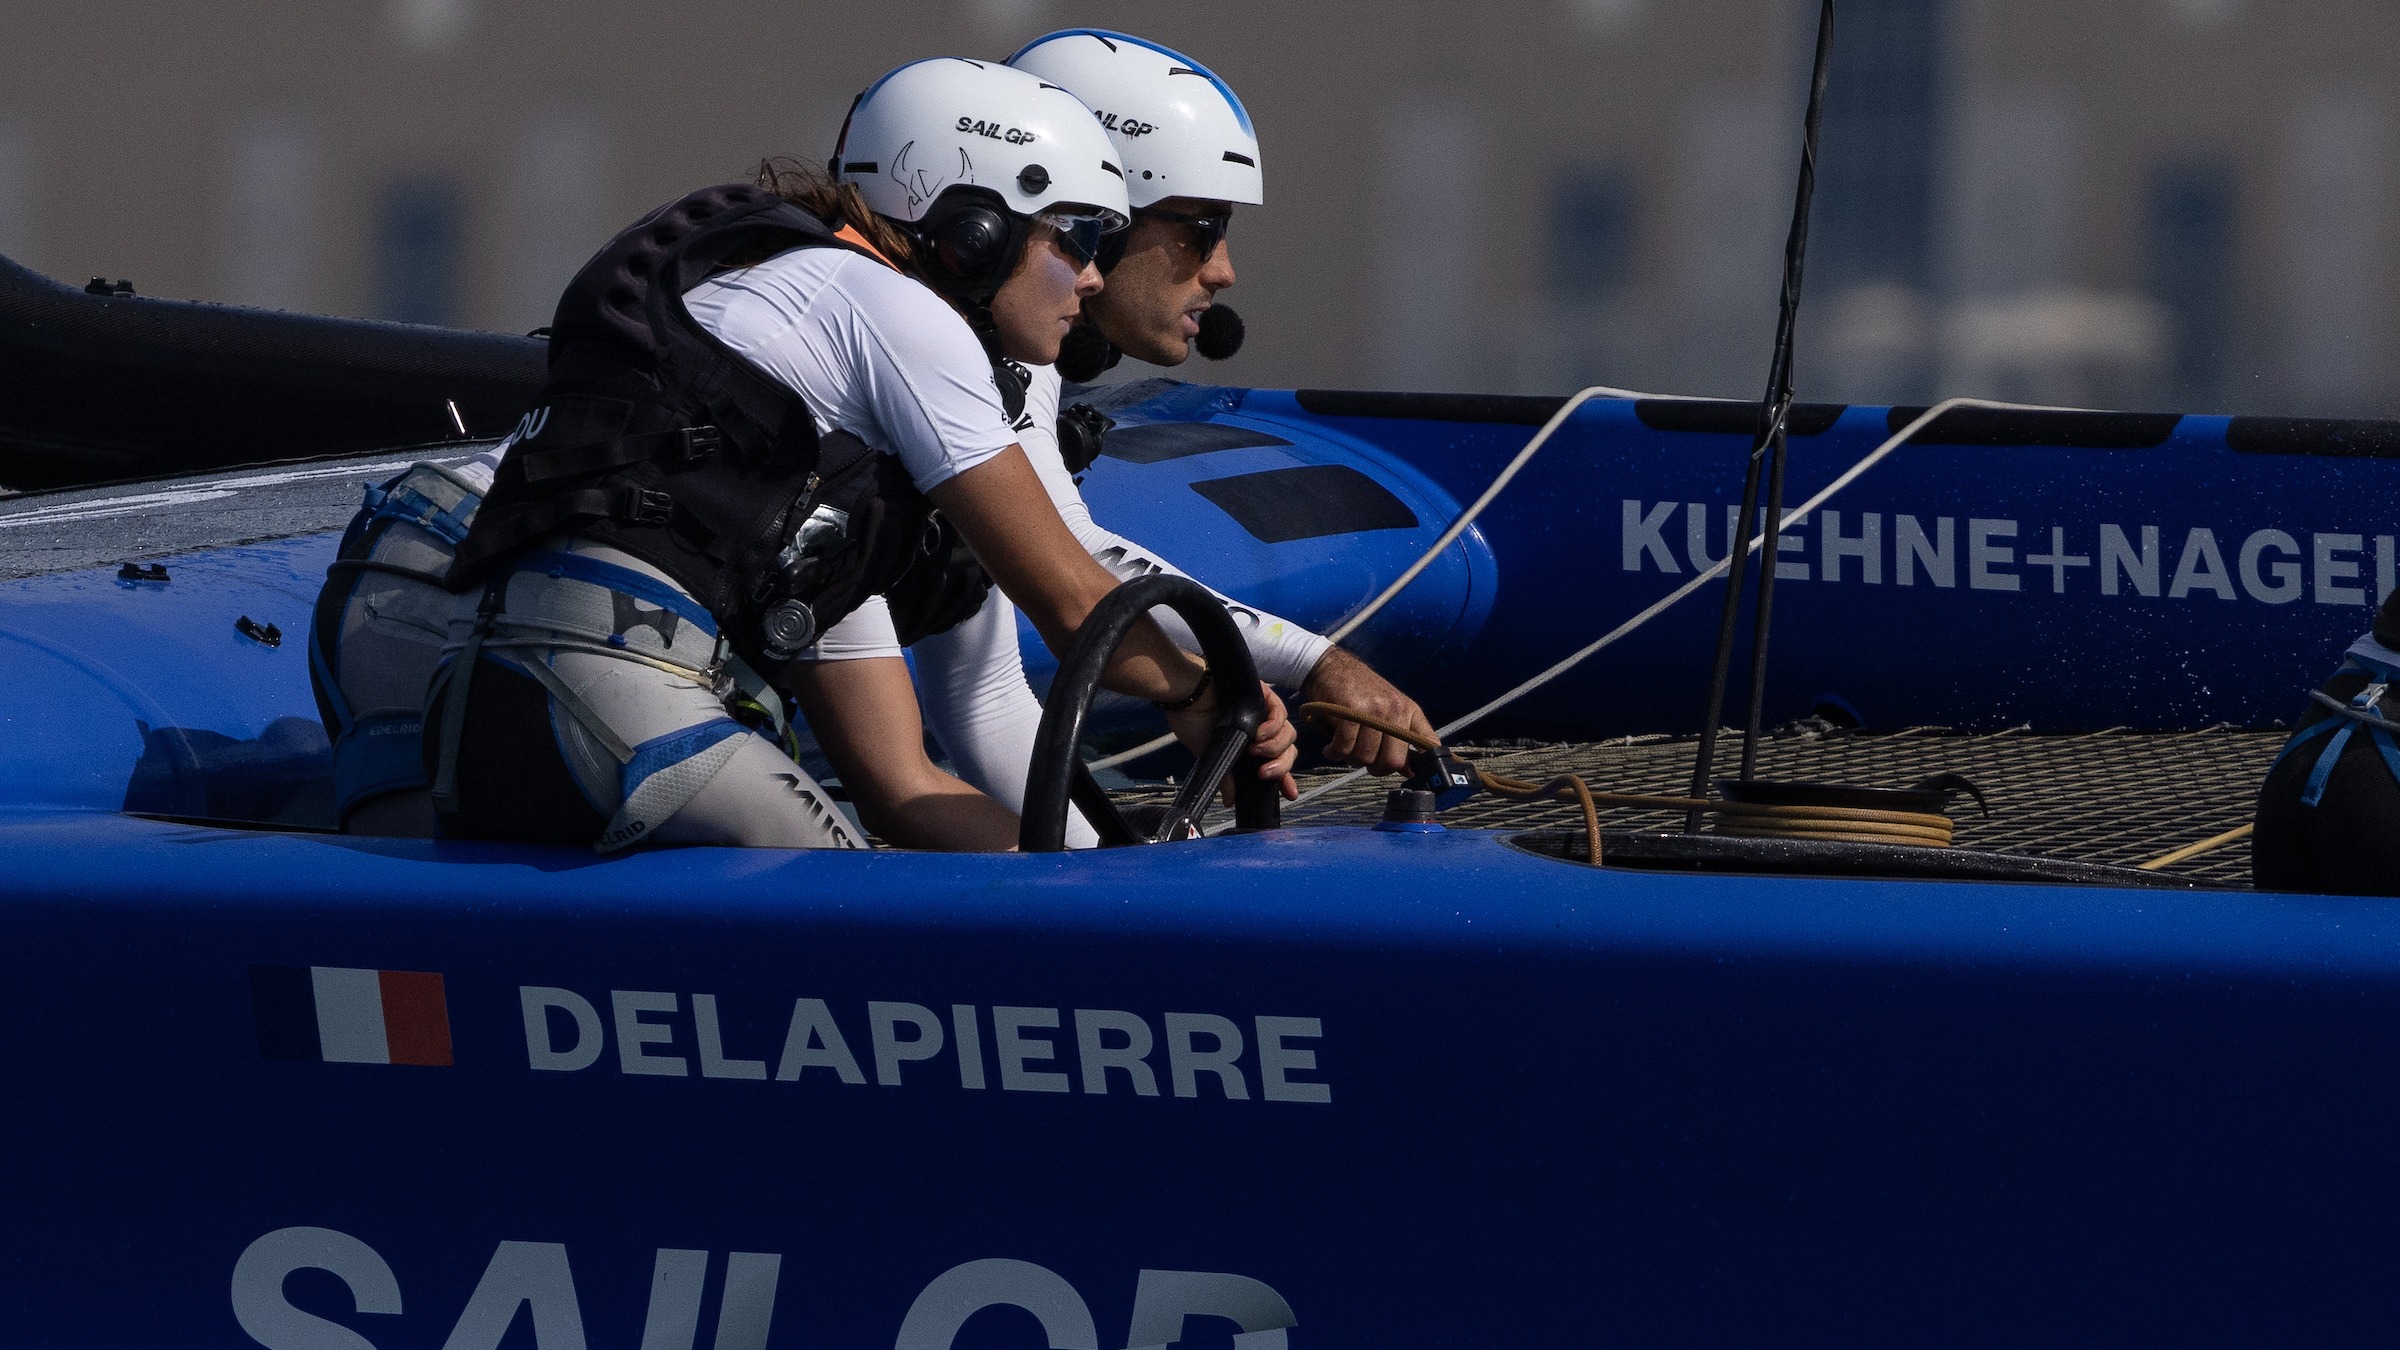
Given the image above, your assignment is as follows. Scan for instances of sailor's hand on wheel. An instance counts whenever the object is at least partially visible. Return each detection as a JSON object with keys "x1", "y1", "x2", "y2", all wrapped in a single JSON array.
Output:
[
  {"x1": 1243, "y1": 683, "x2": 1300, "y2": 803},
  {"x1": 1301, "y1": 647, "x2": 1432, "y2": 776},
  {"x1": 1163, "y1": 679, "x2": 1300, "y2": 805}
]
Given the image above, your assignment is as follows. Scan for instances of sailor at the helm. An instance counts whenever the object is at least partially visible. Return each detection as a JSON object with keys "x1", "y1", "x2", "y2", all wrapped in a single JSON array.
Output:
[
  {"x1": 890, "y1": 30, "x2": 1439, "y2": 848},
  {"x1": 312, "y1": 56, "x2": 1297, "y2": 850},
  {"x1": 2254, "y1": 589, "x2": 2400, "y2": 894}
]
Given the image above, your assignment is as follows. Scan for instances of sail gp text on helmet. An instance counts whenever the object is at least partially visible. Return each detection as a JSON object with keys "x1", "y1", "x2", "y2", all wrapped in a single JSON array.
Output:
[
  {"x1": 232, "y1": 1232, "x2": 1302, "y2": 1350},
  {"x1": 956, "y1": 117, "x2": 1039, "y2": 145}
]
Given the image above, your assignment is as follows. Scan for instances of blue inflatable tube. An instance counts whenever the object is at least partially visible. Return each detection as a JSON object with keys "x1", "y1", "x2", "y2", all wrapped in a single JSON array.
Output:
[
  {"x1": 6, "y1": 385, "x2": 2395, "y2": 815},
  {"x1": 1060, "y1": 383, "x2": 2400, "y2": 734}
]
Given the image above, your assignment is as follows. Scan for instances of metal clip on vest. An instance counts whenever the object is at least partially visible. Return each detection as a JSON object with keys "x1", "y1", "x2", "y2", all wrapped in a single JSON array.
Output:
[
  {"x1": 616, "y1": 486, "x2": 674, "y2": 526},
  {"x1": 677, "y1": 425, "x2": 721, "y2": 465}
]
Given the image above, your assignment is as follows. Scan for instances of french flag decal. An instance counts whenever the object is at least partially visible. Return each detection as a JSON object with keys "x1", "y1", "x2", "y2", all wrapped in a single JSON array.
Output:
[{"x1": 249, "y1": 965, "x2": 454, "y2": 1066}]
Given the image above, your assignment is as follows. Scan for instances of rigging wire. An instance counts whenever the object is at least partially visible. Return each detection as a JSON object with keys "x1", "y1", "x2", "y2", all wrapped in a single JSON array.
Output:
[
  {"x1": 1258, "y1": 396, "x2": 2075, "y2": 823},
  {"x1": 1690, "y1": 0, "x2": 1840, "y2": 825},
  {"x1": 1320, "y1": 382, "x2": 1656, "y2": 646},
  {"x1": 1087, "y1": 381, "x2": 1657, "y2": 773}
]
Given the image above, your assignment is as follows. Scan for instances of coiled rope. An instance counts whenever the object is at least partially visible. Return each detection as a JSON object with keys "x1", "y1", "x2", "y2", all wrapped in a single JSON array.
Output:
[{"x1": 1298, "y1": 703, "x2": 1960, "y2": 865}]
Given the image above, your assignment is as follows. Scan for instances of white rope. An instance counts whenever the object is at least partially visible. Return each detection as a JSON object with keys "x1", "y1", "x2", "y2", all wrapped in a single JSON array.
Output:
[
  {"x1": 1088, "y1": 383, "x2": 1655, "y2": 773},
  {"x1": 1263, "y1": 395, "x2": 2065, "y2": 818},
  {"x1": 1323, "y1": 383, "x2": 1655, "y2": 644},
  {"x1": 1085, "y1": 731, "x2": 1177, "y2": 773}
]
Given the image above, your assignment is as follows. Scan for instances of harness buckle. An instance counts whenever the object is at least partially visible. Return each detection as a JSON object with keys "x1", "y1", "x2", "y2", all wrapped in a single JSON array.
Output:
[
  {"x1": 679, "y1": 425, "x2": 722, "y2": 465},
  {"x1": 617, "y1": 486, "x2": 675, "y2": 526}
]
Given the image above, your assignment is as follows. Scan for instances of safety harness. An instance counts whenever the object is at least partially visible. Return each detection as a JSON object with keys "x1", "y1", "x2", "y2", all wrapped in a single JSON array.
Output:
[
  {"x1": 449, "y1": 182, "x2": 994, "y2": 669},
  {"x1": 423, "y1": 547, "x2": 831, "y2": 851},
  {"x1": 309, "y1": 459, "x2": 489, "y2": 819},
  {"x1": 312, "y1": 233, "x2": 1056, "y2": 836},
  {"x1": 2269, "y1": 635, "x2": 2400, "y2": 808}
]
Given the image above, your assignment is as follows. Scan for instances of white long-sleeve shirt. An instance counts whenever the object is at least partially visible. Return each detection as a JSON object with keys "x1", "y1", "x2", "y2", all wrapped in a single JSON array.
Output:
[{"x1": 913, "y1": 366, "x2": 1334, "y2": 847}]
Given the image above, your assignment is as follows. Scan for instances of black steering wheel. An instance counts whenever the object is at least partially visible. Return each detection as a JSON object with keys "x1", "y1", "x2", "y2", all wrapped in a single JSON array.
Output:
[{"x1": 1019, "y1": 574, "x2": 1284, "y2": 852}]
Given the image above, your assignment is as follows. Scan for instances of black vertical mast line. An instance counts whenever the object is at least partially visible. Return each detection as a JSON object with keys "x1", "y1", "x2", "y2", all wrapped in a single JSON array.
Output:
[
  {"x1": 1685, "y1": 0, "x2": 1838, "y2": 827},
  {"x1": 1740, "y1": 412, "x2": 1795, "y2": 780}
]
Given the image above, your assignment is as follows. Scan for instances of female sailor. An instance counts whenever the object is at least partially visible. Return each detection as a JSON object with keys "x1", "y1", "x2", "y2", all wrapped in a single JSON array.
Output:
[{"x1": 400, "y1": 57, "x2": 1294, "y2": 851}]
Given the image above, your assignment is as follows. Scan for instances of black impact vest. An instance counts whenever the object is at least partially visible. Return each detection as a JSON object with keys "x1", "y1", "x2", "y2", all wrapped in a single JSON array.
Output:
[{"x1": 450, "y1": 183, "x2": 992, "y2": 672}]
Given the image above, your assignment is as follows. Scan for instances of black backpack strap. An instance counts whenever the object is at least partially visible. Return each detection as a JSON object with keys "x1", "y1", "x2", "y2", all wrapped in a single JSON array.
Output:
[
  {"x1": 518, "y1": 424, "x2": 721, "y2": 483},
  {"x1": 428, "y1": 578, "x2": 507, "y2": 817}
]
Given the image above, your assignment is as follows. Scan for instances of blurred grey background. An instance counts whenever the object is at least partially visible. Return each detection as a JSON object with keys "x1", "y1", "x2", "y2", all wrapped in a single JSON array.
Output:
[{"x1": 2, "y1": 0, "x2": 2391, "y2": 415}]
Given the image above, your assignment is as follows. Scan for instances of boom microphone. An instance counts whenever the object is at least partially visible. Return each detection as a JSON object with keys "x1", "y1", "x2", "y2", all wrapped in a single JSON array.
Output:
[
  {"x1": 1195, "y1": 303, "x2": 1245, "y2": 361},
  {"x1": 1054, "y1": 321, "x2": 1120, "y2": 384}
]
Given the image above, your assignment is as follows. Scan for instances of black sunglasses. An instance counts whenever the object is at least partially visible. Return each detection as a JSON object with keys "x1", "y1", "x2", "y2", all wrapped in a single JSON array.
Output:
[
  {"x1": 1142, "y1": 205, "x2": 1232, "y2": 256},
  {"x1": 1036, "y1": 211, "x2": 1112, "y2": 267}
]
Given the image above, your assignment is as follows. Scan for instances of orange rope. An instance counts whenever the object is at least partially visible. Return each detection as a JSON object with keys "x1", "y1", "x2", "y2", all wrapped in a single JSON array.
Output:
[{"x1": 1299, "y1": 703, "x2": 1606, "y2": 863}]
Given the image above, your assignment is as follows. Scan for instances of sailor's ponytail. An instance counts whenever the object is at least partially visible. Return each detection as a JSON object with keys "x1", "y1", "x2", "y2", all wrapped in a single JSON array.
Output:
[{"x1": 751, "y1": 156, "x2": 919, "y2": 276}]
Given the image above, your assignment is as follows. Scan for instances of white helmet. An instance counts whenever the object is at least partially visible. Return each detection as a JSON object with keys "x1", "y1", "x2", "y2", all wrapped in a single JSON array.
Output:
[
  {"x1": 834, "y1": 57, "x2": 1130, "y2": 303},
  {"x1": 1005, "y1": 30, "x2": 1263, "y2": 209}
]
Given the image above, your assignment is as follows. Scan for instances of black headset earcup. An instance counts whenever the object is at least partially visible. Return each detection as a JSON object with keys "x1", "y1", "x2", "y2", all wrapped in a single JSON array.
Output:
[
  {"x1": 934, "y1": 206, "x2": 1010, "y2": 284},
  {"x1": 1194, "y1": 303, "x2": 1245, "y2": 361},
  {"x1": 1055, "y1": 322, "x2": 1122, "y2": 384},
  {"x1": 915, "y1": 188, "x2": 1034, "y2": 306}
]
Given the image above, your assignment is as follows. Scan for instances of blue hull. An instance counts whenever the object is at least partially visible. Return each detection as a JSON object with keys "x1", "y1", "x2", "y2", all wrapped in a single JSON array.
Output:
[{"x1": 2, "y1": 810, "x2": 2397, "y2": 1344}]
